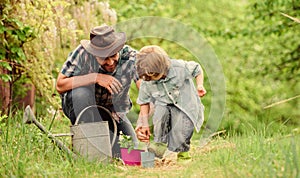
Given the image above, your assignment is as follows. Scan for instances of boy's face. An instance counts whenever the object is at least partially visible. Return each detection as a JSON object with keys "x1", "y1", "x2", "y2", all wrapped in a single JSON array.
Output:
[{"x1": 141, "y1": 73, "x2": 164, "y2": 81}]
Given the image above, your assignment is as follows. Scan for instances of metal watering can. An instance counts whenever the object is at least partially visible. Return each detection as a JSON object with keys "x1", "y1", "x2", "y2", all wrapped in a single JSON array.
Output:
[
  {"x1": 23, "y1": 105, "x2": 116, "y2": 163},
  {"x1": 70, "y1": 105, "x2": 117, "y2": 163}
]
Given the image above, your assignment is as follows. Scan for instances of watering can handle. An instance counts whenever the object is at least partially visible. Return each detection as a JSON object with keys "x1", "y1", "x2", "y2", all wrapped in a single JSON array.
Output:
[{"x1": 75, "y1": 105, "x2": 117, "y2": 145}]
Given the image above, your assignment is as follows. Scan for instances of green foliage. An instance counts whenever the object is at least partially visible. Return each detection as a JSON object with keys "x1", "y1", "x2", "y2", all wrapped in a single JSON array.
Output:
[
  {"x1": 118, "y1": 131, "x2": 135, "y2": 153},
  {"x1": 112, "y1": 0, "x2": 300, "y2": 135},
  {"x1": 153, "y1": 0, "x2": 300, "y2": 134},
  {"x1": 227, "y1": 0, "x2": 300, "y2": 133},
  {"x1": 15, "y1": 0, "x2": 74, "y2": 110},
  {"x1": 0, "y1": 9, "x2": 34, "y2": 82},
  {"x1": 1, "y1": 0, "x2": 299, "y2": 176},
  {"x1": 3, "y1": 0, "x2": 122, "y2": 113},
  {"x1": 1, "y1": 0, "x2": 299, "y2": 134},
  {"x1": 0, "y1": 112, "x2": 8, "y2": 130},
  {"x1": 1, "y1": 0, "x2": 110, "y2": 113},
  {"x1": 245, "y1": 0, "x2": 300, "y2": 81}
]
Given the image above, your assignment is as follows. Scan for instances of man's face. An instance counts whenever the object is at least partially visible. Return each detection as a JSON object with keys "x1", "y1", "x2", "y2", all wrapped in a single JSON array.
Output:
[{"x1": 96, "y1": 53, "x2": 119, "y2": 73}]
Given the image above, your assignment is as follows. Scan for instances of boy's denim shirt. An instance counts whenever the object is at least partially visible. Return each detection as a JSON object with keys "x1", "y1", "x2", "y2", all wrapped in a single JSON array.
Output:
[{"x1": 137, "y1": 59, "x2": 205, "y2": 132}]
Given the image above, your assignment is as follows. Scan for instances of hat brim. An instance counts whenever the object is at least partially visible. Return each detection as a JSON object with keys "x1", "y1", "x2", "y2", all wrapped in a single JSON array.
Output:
[{"x1": 80, "y1": 32, "x2": 126, "y2": 58}]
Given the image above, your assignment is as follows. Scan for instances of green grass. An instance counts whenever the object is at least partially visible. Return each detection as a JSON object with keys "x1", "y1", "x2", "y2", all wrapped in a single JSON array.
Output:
[{"x1": 0, "y1": 111, "x2": 299, "y2": 177}]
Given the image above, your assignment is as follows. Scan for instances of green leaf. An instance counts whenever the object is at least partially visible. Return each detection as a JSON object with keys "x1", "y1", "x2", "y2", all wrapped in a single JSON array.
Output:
[
  {"x1": 18, "y1": 31, "x2": 26, "y2": 41},
  {"x1": 11, "y1": 47, "x2": 20, "y2": 53},
  {"x1": 0, "y1": 48, "x2": 6, "y2": 58},
  {"x1": 0, "y1": 74, "x2": 12, "y2": 82},
  {"x1": 23, "y1": 26, "x2": 33, "y2": 37},
  {"x1": 17, "y1": 50, "x2": 25, "y2": 60},
  {"x1": 0, "y1": 61, "x2": 12, "y2": 71},
  {"x1": 11, "y1": 18, "x2": 23, "y2": 28},
  {"x1": 0, "y1": 26, "x2": 6, "y2": 34}
]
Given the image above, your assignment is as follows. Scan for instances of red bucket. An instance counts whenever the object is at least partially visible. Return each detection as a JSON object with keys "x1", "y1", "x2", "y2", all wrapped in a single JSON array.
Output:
[{"x1": 120, "y1": 148, "x2": 145, "y2": 166}]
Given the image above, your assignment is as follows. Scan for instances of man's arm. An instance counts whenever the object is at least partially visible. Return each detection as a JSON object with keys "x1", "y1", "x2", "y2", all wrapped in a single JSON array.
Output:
[
  {"x1": 56, "y1": 72, "x2": 122, "y2": 94},
  {"x1": 56, "y1": 73, "x2": 98, "y2": 94}
]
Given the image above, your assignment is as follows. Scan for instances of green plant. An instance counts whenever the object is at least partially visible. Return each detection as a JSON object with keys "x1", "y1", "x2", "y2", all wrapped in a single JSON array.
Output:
[{"x1": 118, "y1": 131, "x2": 135, "y2": 153}]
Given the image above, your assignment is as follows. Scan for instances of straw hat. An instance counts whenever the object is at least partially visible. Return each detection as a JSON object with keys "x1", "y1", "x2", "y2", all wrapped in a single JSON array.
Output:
[{"x1": 80, "y1": 25, "x2": 126, "y2": 57}]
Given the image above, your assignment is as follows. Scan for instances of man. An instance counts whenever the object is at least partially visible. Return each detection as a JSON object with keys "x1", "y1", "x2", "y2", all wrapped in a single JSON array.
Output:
[{"x1": 56, "y1": 25, "x2": 140, "y2": 157}]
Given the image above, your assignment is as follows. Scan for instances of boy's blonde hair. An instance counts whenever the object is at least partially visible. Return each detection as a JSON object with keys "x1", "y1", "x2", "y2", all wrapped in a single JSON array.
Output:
[{"x1": 136, "y1": 45, "x2": 170, "y2": 78}]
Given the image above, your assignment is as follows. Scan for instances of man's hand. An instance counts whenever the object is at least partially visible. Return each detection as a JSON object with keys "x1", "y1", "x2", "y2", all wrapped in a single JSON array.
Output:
[
  {"x1": 96, "y1": 74, "x2": 122, "y2": 94},
  {"x1": 135, "y1": 126, "x2": 151, "y2": 143}
]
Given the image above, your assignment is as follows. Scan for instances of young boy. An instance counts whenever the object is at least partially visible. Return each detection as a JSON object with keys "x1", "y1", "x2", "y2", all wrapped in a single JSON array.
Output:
[{"x1": 135, "y1": 45, "x2": 206, "y2": 161}]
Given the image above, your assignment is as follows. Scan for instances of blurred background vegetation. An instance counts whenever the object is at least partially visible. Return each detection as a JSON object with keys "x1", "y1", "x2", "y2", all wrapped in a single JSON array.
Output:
[{"x1": 1, "y1": 0, "x2": 299, "y2": 135}]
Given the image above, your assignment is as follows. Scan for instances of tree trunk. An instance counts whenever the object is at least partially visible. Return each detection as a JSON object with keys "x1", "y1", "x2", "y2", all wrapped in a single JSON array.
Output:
[
  {"x1": 18, "y1": 83, "x2": 35, "y2": 110},
  {"x1": 0, "y1": 68, "x2": 11, "y2": 114}
]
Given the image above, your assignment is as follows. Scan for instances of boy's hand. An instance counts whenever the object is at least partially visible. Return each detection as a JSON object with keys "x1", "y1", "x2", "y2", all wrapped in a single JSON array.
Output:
[
  {"x1": 197, "y1": 84, "x2": 206, "y2": 97},
  {"x1": 135, "y1": 126, "x2": 151, "y2": 143}
]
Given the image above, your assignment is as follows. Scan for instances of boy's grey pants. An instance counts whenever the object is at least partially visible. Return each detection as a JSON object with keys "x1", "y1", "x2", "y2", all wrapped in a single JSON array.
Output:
[{"x1": 152, "y1": 104, "x2": 194, "y2": 152}]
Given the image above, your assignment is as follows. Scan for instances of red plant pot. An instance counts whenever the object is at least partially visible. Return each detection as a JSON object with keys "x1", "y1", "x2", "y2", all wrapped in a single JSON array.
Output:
[{"x1": 120, "y1": 148, "x2": 145, "y2": 166}]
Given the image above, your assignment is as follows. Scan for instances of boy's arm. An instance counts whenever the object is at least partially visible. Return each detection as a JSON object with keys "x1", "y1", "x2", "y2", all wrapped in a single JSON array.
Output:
[
  {"x1": 135, "y1": 104, "x2": 151, "y2": 142},
  {"x1": 188, "y1": 61, "x2": 206, "y2": 97},
  {"x1": 195, "y1": 72, "x2": 206, "y2": 97},
  {"x1": 135, "y1": 79, "x2": 142, "y2": 90}
]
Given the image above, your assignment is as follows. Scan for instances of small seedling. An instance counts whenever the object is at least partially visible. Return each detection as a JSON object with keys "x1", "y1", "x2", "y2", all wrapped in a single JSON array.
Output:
[{"x1": 118, "y1": 131, "x2": 135, "y2": 153}]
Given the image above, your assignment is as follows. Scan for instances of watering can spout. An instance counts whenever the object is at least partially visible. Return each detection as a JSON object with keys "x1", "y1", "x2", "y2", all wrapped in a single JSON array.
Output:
[
  {"x1": 23, "y1": 105, "x2": 77, "y2": 158},
  {"x1": 23, "y1": 105, "x2": 117, "y2": 163},
  {"x1": 23, "y1": 105, "x2": 35, "y2": 124}
]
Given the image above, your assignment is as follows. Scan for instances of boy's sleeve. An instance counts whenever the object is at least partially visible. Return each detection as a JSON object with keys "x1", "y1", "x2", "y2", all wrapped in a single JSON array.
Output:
[
  {"x1": 136, "y1": 82, "x2": 151, "y2": 105},
  {"x1": 185, "y1": 60, "x2": 202, "y2": 77}
]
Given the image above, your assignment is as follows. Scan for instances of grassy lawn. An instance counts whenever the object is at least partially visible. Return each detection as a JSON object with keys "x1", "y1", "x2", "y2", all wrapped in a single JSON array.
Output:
[{"x1": 0, "y1": 112, "x2": 299, "y2": 177}]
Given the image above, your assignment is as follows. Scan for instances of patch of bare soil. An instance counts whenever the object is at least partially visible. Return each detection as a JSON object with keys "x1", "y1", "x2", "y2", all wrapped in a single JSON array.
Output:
[{"x1": 116, "y1": 138, "x2": 236, "y2": 171}]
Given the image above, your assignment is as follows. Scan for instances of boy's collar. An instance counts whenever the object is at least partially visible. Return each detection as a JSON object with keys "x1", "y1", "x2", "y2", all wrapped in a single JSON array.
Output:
[{"x1": 155, "y1": 67, "x2": 175, "y2": 83}]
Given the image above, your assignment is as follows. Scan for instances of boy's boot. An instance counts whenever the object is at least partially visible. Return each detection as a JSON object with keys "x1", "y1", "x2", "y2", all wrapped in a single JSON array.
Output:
[{"x1": 177, "y1": 151, "x2": 192, "y2": 163}]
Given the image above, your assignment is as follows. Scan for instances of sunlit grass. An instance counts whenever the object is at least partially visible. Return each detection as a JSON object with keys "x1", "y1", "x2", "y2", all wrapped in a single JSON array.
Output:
[{"x1": 0, "y1": 111, "x2": 299, "y2": 177}]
